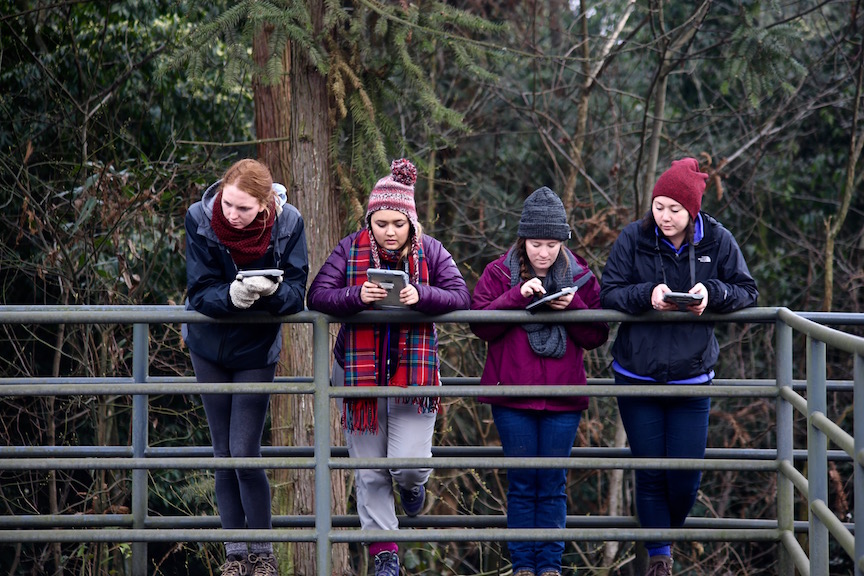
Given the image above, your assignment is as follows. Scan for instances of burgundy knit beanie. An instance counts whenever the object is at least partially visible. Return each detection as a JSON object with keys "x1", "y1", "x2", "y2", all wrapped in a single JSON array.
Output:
[{"x1": 651, "y1": 158, "x2": 709, "y2": 220}]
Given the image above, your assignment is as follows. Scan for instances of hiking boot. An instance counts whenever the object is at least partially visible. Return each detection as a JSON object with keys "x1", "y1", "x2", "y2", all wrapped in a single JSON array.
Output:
[
  {"x1": 399, "y1": 484, "x2": 425, "y2": 517},
  {"x1": 373, "y1": 550, "x2": 400, "y2": 576},
  {"x1": 645, "y1": 555, "x2": 673, "y2": 576},
  {"x1": 219, "y1": 554, "x2": 248, "y2": 576},
  {"x1": 247, "y1": 553, "x2": 279, "y2": 576}
]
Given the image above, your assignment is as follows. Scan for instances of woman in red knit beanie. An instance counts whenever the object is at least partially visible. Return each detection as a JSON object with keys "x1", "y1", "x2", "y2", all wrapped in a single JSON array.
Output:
[{"x1": 600, "y1": 158, "x2": 759, "y2": 576}]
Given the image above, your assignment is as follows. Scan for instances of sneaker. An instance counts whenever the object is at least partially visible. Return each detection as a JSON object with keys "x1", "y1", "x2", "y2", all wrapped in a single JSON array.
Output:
[
  {"x1": 219, "y1": 554, "x2": 248, "y2": 576},
  {"x1": 399, "y1": 484, "x2": 425, "y2": 517},
  {"x1": 373, "y1": 550, "x2": 400, "y2": 576},
  {"x1": 247, "y1": 553, "x2": 279, "y2": 576},
  {"x1": 513, "y1": 571, "x2": 535, "y2": 576},
  {"x1": 645, "y1": 555, "x2": 673, "y2": 576},
  {"x1": 538, "y1": 571, "x2": 561, "y2": 576}
]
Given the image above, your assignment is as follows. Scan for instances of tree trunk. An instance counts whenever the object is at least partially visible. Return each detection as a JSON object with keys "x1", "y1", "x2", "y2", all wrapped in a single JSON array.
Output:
[
  {"x1": 251, "y1": 23, "x2": 300, "y2": 574},
  {"x1": 638, "y1": 1, "x2": 711, "y2": 215},
  {"x1": 822, "y1": 50, "x2": 863, "y2": 311},
  {"x1": 561, "y1": 0, "x2": 637, "y2": 217},
  {"x1": 289, "y1": 1, "x2": 350, "y2": 573},
  {"x1": 601, "y1": 411, "x2": 628, "y2": 573},
  {"x1": 252, "y1": 6, "x2": 349, "y2": 574}
]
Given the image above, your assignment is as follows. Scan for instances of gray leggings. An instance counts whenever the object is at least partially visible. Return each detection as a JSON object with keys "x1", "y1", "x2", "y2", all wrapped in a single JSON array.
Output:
[{"x1": 191, "y1": 352, "x2": 276, "y2": 531}]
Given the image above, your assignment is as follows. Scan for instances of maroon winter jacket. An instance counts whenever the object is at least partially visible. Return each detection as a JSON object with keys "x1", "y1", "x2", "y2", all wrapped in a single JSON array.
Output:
[
  {"x1": 307, "y1": 231, "x2": 471, "y2": 366},
  {"x1": 470, "y1": 250, "x2": 609, "y2": 412}
]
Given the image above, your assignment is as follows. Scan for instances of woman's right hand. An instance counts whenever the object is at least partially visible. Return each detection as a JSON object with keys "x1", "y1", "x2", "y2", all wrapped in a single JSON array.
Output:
[
  {"x1": 520, "y1": 277, "x2": 546, "y2": 299},
  {"x1": 229, "y1": 280, "x2": 260, "y2": 309},
  {"x1": 360, "y1": 280, "x2": 389, "y2": 304},
  {"x1": 651, "y1": 283, "x2": 678, "y2": 311}
]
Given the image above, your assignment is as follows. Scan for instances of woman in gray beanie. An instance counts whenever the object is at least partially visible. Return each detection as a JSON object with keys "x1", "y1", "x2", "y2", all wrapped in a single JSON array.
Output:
[{"x1": 470, "y1": 187, "x2": 609, "y2": 576}]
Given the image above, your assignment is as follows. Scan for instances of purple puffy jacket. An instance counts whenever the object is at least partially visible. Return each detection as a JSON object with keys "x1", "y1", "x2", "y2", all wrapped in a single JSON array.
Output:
[
  {"x1": 307, "y1": 231, "x2": 470, "y2": 366},
  {"x1": 470, "y1": 249, "x2": 609, "y2": 412}
]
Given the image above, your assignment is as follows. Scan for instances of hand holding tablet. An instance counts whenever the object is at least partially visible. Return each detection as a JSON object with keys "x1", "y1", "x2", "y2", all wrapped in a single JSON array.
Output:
[
  {"x1": 662, "y1": 291, "x2": 705, "y2": 309},
  {"x1": 526, "y1": 286, "x2": 577, "y2": 313},
  {"x1": 366, "y1": 268, "x2": 411, "y2": 309}
]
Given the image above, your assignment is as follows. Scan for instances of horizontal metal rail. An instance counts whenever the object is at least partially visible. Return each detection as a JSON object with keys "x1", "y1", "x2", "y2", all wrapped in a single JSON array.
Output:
[
  {"x1": 0, "y1": 305, "x2": 862, "y2": 576},
  {"x1": 1, "y1": 445, "x2": 849, "y2": 462}
]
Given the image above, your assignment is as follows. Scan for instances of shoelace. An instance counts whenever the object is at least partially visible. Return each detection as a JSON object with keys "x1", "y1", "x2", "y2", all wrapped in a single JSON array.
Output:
[
  {"x1": 219, "y1": 558, "x2": 248, "y2": 576},
  {"x1": 248, "y1": 554, "x2": 278, "y2": 576},
  {"x1": 374, "y1": 552, "x2": 400, "y2": 576}
]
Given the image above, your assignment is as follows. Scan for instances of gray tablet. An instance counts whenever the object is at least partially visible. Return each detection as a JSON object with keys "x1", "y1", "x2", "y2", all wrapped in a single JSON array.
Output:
[
  {"x1": 366, "y1": 268, "x2": 410, "y2": 309},
  {"x1": 236, "y1": 268, "x2": 284, "y2": 280},
  {"x1": 526, "y1": 286, "x2": 577, "y2": 313}
]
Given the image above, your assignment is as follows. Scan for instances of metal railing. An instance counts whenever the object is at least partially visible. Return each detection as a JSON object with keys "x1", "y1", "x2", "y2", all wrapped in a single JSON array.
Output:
[{"x1": 0, "y1": 305, "x2": 862, "y2": 575}]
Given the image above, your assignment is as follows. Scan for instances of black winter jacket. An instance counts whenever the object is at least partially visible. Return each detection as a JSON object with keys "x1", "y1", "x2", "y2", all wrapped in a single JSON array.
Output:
[
  {"x1": 600, "y1": 213, "x2": 758, "y2": 382},
  {"x1": 183, "y1": 180, "x2": 308, "y2": 370}
]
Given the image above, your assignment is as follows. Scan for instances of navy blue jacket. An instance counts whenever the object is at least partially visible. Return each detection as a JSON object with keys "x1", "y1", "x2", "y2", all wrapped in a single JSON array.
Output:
[
  {"x1": 600, "y1": 213, "x2": 758, "y2": 382},
  {"x1": 183, "y1": 180, "x2": 308, "y2": 369}
]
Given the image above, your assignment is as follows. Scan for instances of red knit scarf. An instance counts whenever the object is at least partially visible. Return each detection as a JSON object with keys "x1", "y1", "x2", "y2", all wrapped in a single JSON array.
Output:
[
  {"x1": 210, "y1": 191, "x2": 275, "y2": 266},
  {"x1": 343, "y1": 229, "x2": 439, "y2": 433}
]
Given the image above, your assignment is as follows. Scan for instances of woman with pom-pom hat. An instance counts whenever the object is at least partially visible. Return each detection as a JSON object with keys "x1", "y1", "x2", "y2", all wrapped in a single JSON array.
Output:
[{"x1": 308, "y1": 159, "x2": 470, "y2": 576}]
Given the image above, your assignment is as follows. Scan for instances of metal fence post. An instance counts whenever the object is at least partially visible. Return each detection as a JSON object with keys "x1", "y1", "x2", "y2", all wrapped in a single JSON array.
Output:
[
  {"x1": 132, "y1": 323, "x2": 149, "y2": 576},
  {"x1": 807, "y1": 337, "x2": 828, "y2": 575},
  {"x1": 776, "y1": 320, "x2": 794, "y2": 576},
  {"x1": 313, "y1": 315, "x2": 332, "y2": 576},
  {"x1": 855, "y1": 351, "x2": 864, "y2": 576}
]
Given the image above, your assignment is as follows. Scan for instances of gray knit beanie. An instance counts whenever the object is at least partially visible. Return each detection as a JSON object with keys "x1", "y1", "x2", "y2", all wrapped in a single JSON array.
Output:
[{"x1": 517, "y1": 186, "x2": 571, "y2": 240}]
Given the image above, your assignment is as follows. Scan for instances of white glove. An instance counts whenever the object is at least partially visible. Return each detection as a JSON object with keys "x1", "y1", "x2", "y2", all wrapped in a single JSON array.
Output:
[
  {"x1": 242, "y1": 275, "x2": 281, "y2": 297},
  {"x1": 229, "y1": 279, "x2": 261, "y2": 309}
]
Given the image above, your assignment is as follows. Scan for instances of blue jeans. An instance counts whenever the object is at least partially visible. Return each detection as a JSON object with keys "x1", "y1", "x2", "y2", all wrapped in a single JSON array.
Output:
[
  {"x1": 191, "y1": 352, "x2": 276, "y2": 531},
  {"x1": 615, "y1": 374, "x2": 710, "y2": 550},
  {"x1": 491, "y1": 405, "x2": 582, "y2": 574}
]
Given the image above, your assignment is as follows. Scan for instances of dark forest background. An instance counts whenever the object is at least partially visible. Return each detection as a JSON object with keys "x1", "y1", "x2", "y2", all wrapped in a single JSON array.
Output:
[{"x1": 1, "y1": 1, "x2": 863, "y2": 574}]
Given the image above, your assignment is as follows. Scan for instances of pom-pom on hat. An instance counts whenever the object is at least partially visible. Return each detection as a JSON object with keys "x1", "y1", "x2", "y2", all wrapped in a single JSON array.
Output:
[
  {"x1": 651, "y1": 158, "x2": 709, "y2": 220},
  {"x1": 517, "y1": 186, "x2": 571, "y2": 241},
  {"x1": 366, "y1": 158, "x2": 419, "y2": 227}
]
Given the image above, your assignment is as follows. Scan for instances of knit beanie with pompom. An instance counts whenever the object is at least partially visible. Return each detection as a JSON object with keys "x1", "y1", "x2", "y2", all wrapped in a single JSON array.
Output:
[
  {"x1": 366, "y1": 159, "x2": 423, "y2": 279},
  {"x1": 366, "y1": 158, "x2": 418, "y2": 227}
]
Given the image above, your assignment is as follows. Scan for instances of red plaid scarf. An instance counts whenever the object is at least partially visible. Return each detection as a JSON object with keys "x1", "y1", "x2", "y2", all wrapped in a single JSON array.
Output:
[
  {"x1": 343, "y1": 229, "x2": 439, "y2": 433},
  {"x1": 210, "y1": 191, "x2": 275, "y2": 266}
]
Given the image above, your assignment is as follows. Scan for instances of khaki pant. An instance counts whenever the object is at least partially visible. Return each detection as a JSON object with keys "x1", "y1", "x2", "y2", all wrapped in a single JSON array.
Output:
[{"x1": 332, "y1": 364, "x2": 436, "y2": 531}]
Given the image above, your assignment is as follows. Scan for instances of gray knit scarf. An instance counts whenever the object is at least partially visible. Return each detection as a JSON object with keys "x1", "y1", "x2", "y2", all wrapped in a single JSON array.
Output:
[{"x1": 508, "y1": 247, "x2": 572, "y2": 359}]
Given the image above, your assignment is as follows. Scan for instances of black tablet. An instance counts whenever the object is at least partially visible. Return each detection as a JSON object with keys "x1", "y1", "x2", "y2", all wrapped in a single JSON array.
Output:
[
  {"x1": 366, "y1": 268, "x2": 410, "y2": 309},
  {"x1": 662, "y1": 291, "x2": 704, "y2": 306},
  {"x1": 236, "y1": 268, "x2": 284, "y2": 280},
  {"x1": 526, "y1": 286, "x2": 577, "y2": 313}
]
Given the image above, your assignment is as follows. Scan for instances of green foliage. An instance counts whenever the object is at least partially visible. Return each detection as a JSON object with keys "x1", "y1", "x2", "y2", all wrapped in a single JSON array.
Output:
[
  {"x1": 325, "y1": 0, "x2": 507, "y2": 231},
  {"x1": 722, "y1": 16, "x2": 807, "y2": 108},
  {"x1": 0, "y1": 2, "x2": 254, "y2": 573},
  {"x1": 166, "y1": 0, "x2": 324, "y2": 86}
]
